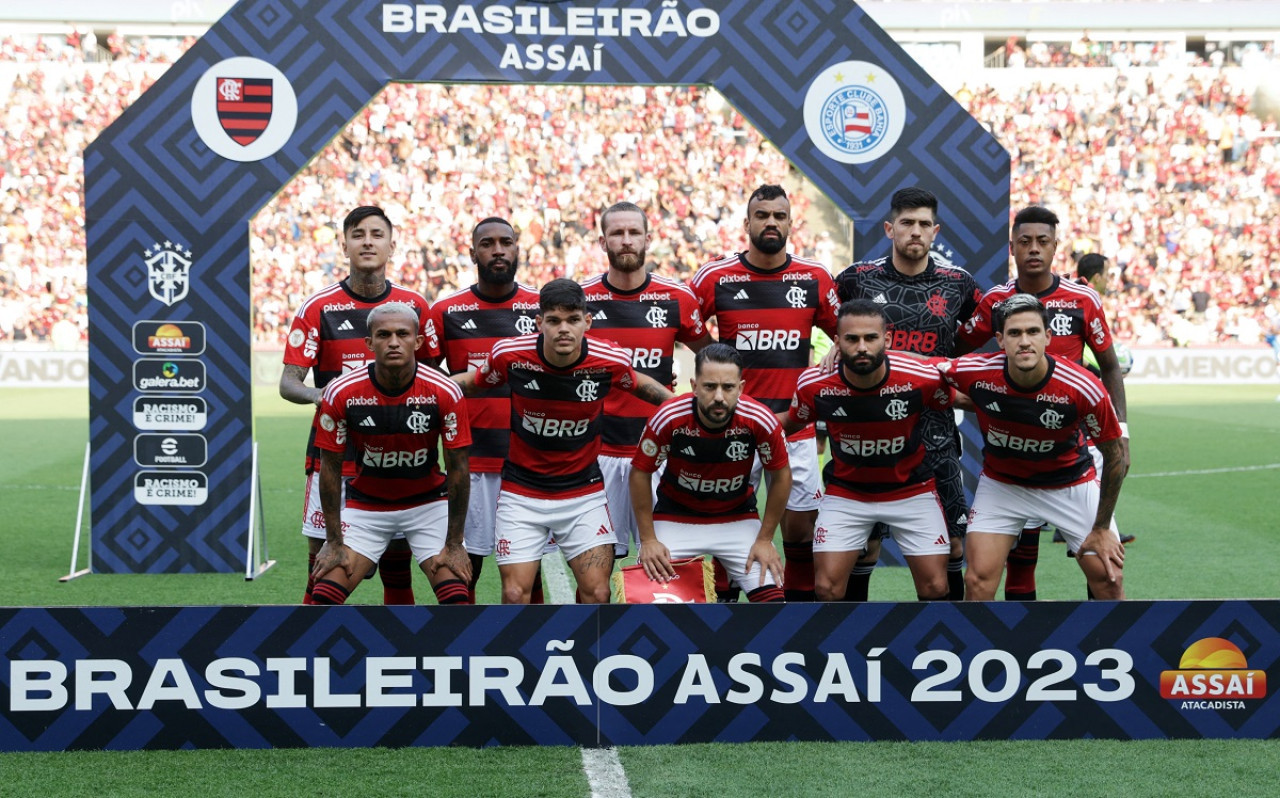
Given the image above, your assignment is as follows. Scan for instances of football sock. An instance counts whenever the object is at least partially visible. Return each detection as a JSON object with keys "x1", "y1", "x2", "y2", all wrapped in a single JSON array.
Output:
[
  {"x1": 310, "y1": 578, "x2": 351, "y2": 605},
  {"x1": 947, "y1": 556, "x2": 965, "y2": 601},
  {"x1": 1004, "y1": 528, "x2": 1041, "y2": 601},
  {"x1": 531, "y1": 564, "x2": 545, "y2": 605},
  {"x1": 844, "y1": 561, "x2": 877, "y2": 602},
  {"x1": 303, "y1": 553, "x2": 318, "y2": 604},
  {"x1": 378, "y1": 546, "x2": 415, "y2": 605},
  {"x1": 747, "y1": 585, "x2": 785, "y2": 603},
  {"x1": 713, "y1": 557, "x2": 741, "y2": 603},
  {"x1": 432, "y1": 579, "x2": 472, "y2": 605},
  {"x1": 467, "y1": 553, "x2": 485, "y2": 603},
  {"x1": 782, "y1": 541, "x2": 816, "y2": 602}
]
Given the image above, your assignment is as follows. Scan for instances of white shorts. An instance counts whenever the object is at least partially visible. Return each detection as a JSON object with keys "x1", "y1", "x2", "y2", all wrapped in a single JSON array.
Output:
[
  {"x1": 814, "y1": 492, "x2": 950, "y2": 557},
  {"x1": 751, "y1": 437, "x2": 822, "y2": 512},
  {"x1": 341, "y1": 501, "x2": 447, "y2": 566},
  {"x1": 651, "y1": 518, "x2": 774, "y2": 592},
  {"x1": 969, "y1": 476, "x2": 1121, "y2": 554},
  {"x1": 464, "y1": 472, "x2": 502, "y2": 556},
  {"x1": 1023, "y1": 445, "x2": 1119, "y2": 533},
  {"x1": 300, "y1": 472, "x2": 350, "y2": 540},
  {"x1": 601, "y1": 455, "x2": 661, "y2": 557},
  {"x1": 494, "y1": 489, "x2": 617, "y2": 565}
]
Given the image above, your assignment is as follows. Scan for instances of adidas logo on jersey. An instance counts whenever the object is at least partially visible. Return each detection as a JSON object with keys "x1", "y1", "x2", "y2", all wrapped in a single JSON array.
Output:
[
  {"x1": 594, "y1": 310, "x2": 609, "y2": 320},
  {"x1": 337, "y1": 319, "x2": 355, "y2": 331},
  {"x1": 733, "y1": 289, "x2": 750, "y2": 301},
  {"x1": 985, "y1": 401, "x2": 1002, "y2": 412},
  {"x1": 461, "y1": 318, "x2": 477, "y2": 330},
  {"x1": 872, "y1": 293, "x2": 887, "y2": 304},
  {"x1": 525, "y1": 379, "x2": 541, "y2": 391},
  {"x1": 831, "y1": 406, "x2": 847, "y2": 417},
  {"x1": 934, "y1": 534, "x2": 948, "y2": 546},
  {"x1": 359, "y1": 417, "x2": 376, "y2": 427},
  {"x1": 681, "y1": 446, "x2": 696, "y2": 456}
]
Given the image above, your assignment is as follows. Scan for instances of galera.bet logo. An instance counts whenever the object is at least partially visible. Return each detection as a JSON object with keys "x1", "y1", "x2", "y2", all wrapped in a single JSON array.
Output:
[{"x1": 1160, "y1": 637, "x2": 1267, "y2": 710}]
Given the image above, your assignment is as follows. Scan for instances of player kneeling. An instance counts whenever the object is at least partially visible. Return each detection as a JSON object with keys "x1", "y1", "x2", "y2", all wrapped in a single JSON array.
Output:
[
  {"x1": 311, "y1": 303, "x2": 472, "y2": 604},
  {"x1": 631, "y1": 344, "x2": 787, "y2": 603}
]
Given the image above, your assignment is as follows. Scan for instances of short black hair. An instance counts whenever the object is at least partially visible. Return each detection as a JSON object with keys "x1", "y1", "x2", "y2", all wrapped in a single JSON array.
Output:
[
  {"x1": 343, "y1": 206, "x2": 393, "y2": 236},
  {"x1": 539, "y1": 278, "x2": 586, "y2": 314},
  {"x1": 1011, "y1": 205, "x2": 1059, "y2": 234},
  {"x1": 993, "y1": 293, "x2": 1049, "y2": 333},
  {"x1": 599, "y1": 202, "x2": 647, "y2": 234},
  {"x1": 471, "y1": 216, "x2": 515, "y2": 244},
  {"x1": 748, "y1": 184, "x2": 787, "y2": 206},
  {"x1": 838, "y1": 299, "x2": 887, "y2": 324},
  {"x1": 888, "y1": 187, "x2": 938, "y2": 222},
  {"x1": 1077, "y1": 252, "x2": 1107, "y2": 281},
  {"x1": 694, "y1": 342, "x2": 743, "y2": 376}
]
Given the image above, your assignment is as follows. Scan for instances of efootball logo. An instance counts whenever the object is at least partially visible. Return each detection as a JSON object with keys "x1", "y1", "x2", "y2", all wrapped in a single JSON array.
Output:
[{"x1": 1160, "y1": 637, "x2": 1267, "y2": 710}]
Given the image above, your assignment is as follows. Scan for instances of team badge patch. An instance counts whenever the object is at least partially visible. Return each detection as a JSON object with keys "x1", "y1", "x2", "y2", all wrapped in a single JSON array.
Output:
[
  {"x1": 215, "y1": 77, "x2": 273, "y2": 146},
  {"x1": 190, "y1": 56, "x2": 297, "y2": 162},
  {"x1": 803, "y1": 60, "x2": 905, "y2": 165}
]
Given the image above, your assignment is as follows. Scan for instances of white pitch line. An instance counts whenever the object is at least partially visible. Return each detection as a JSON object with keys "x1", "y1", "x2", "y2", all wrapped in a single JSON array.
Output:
[
  {"x1": 1126, "y1": 463, "x2": 1280, "y2": 479},
  {"x1": 540, "y1": 552, "x2": 634, "y2": 798}
]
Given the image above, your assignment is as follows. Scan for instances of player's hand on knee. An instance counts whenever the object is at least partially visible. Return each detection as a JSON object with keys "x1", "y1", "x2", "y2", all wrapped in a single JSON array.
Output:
[
  {"x1": 312, "y1": 541, "x2": 354, "y2": 581},
  {"x1": 430, "y1": 542, "x2": 472, "y2": 584},
  {"x1": 638, "y1": 541, "x2": 675, "y2": 582},
  {"x1": 747, "y1": 539, "x2": 784, "y2": 589},
  {"x1": 1080, "y1": 526, "x2": 1124, "y2": 582}
]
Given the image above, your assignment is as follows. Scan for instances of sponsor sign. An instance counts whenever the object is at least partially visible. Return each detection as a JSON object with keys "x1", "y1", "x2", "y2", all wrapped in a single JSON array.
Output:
[
  {"x1": 133, "y1": 471, "x2": 208, "y2": 506},
  {"x1": 133, "y1": 359, "x2": 206, "y2": 393},
  {"x1": 133, "y1": 434, "x2": 209, "y2": 468},
  {"x1": 0, "y1": 351, "x2": 87, "y2": 387},
  {"x1": 1127, "y1": 347, "x2": 1278, "y2": 384},
  {"x1": 132, "y1": 397, "x2": 208, "y2": 431},
  {"x1": 132, "y1": 320, "x2": 207, "y2": 355}
]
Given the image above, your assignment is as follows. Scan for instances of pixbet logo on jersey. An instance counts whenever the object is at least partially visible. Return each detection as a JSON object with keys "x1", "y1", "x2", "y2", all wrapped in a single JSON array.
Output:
[{"x1": 1160, "y1": 637, "x2": 1267, "y2": 710}]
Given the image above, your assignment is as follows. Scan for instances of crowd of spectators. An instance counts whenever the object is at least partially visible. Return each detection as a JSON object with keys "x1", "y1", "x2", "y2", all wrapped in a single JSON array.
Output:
[
  {"x1": 1, "y1": 30, "x2": 1278, "y2": 350},
  {"x1": 999, "y1": 34, "x2": 1275, "y2": 70}
]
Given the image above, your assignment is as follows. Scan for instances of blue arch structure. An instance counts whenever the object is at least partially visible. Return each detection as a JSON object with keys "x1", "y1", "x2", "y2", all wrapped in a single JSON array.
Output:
[{"x1": 85, "y1": 0, "x2": 1009, "y2": 572}]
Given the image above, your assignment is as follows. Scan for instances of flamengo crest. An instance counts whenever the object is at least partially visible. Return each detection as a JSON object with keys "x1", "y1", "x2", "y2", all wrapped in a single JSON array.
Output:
[{"x1": 146, "y1": 241, "x2": 193, "y2": 307}]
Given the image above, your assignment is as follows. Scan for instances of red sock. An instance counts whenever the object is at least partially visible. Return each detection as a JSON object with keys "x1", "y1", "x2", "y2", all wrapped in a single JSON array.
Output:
[
  {"x1": 432, "y1": 579, "x2": 472, "y2": 605},
  {"x1": 747, "y1": 585, "x2": 785, "y2": 603},
  {"x1": 303, "y1": 552, "x2": 318, "y2": 604},
  {"x1": 713, "y1": 557, "x2": 740, "y2": 603},
  {"x1": 1004, "y1": 528, "x2": 1041, "y2": 601},
  {"x1": 379, "y1": 546, "x2": 415, "y2": 605},
  {"x1": 783, "y1": 541, "x2": 816, "y2": 601},
  {"x1": 310, "y1": 578, "x2": 351, "y2": 605}
]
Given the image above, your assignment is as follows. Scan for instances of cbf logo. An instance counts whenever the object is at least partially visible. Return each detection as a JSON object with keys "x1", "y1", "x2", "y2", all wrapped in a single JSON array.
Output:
[
  {"x1": 803, "y1": 61, "x2": 906, "y2": 165},
  {"x1": 1049, "y1": 313, "x2": 1074, "y2": 337},
  {"x1": 645, "y1": 305, "x2": 668, "y2": 328},
  {"x1": 145, "y1": 241, "x2": 193, "y2": 306},
  {"x1": 190, "y1": 57, "x2": 297, "y2": 162},
  {"x1": 786, "y1": 284, "x2": 809, "y2": 309},
  {"x1": 515, "y1": 315, "x2": 537, "y2": 335}
]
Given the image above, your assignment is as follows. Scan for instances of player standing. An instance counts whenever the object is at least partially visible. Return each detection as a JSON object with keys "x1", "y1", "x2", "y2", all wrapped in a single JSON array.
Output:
[
  {"x1": 833, "y1": 187, "x2": 981, "y2": 601},
  {"x1": 310, "y1": 303, "x2": 471, "y2": 605},
  {"x1": 782, "y1": 301, "x2": 953, "y2": 600},
  {"x1": 430, "y1": 217, "x2": 543, "y2": 601},
  {"x1": 632, "y1": 343, "x2": 788, "y2": 603},
  {"x1": 690, "y1": 184, "x2": 839, "y2": 601},
  {"x1": 452, "y1": 279, "x2": 674, "y2": 604},
  {"x1": 582, "y1": 201, "x2": 711, "y2": 558},
  {"x1": 279, "y1": 206, "x2": 438, "y2": 605},
  {"x1": 957, "y1": 206, "x2": 1130, "y2": 600},
  {"x1": 942, "y1": 294, "x2": 1128, "y2": 600}
]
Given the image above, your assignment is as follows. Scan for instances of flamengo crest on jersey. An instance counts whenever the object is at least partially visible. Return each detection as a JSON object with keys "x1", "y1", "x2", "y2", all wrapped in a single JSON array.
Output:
[
  {"x1": 633, "y1": 393, "x2": 789, "y2": 524},
  {"x1": 582, "y1": 273, "x2": 705, "y2": 456},
  {"x1": 314, "y1": 363, "x2": 470, "y2": 511},
  {"x1": 944, "y1": 352, "x2": 1122, "y2": 488},
  {"x1": 283, "y1": 279, "x2": 437, "y2": 476}
]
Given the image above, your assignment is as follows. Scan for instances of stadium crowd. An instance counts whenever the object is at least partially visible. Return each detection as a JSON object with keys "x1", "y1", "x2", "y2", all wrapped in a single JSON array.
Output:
[{"x1": 1, "y1": 31, "x2": 1278, "y2": 348}]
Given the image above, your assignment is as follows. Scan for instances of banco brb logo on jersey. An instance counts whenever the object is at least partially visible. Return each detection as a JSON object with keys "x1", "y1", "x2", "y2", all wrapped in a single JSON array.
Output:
[{"x1": 803, "y1": 61, "x2": 905, "y2": 165}]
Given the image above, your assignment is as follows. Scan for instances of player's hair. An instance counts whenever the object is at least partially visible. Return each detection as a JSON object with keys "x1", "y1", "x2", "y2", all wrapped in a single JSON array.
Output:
[
  {"x1": 472, "y1": 216, "x2": 515, "y2": 244},
  {"x1": 838, "y1": 298, "x2": 887, "y2": 324},
  {"x1": 993, "y1": 293, "x2": 1049, "y2": 333},
  {"x1": 694, "y1": 342, "x2": 743, "y2": 377},
  {"x1": 888, "y1": 186, "x2": 938, "y2": 222},
  {"x1": 747, "y1": 183, "x2": 788, "y2": 207},
  {"x1": 343, "y1": 205, "x2": 393, "y2": 236},
  {"x1": 1076, "y1": 252, "x2": 1108, "y2": 282},
  {"x1": 599, "y1": 201, "x2": 647, "y2": 234},
  {"x1": 366, "y1": 301, "x2": 418, "y2": 330},
  {"x1": 539, "y1": 278, "x2": 587, "y2": 314},
  {"x1": 1011, "y1": 205, "x2": 1059, "y2": 234}
]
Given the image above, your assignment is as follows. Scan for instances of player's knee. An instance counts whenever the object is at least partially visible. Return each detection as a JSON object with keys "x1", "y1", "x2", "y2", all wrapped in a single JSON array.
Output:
[
  {"x1": 1090, "y1": 576, "x2": 1124, "y2": 600},
  {"x1": 917, "y1": 576, "x2": 948, "y2": 601},
  {"x1": 814, "y1": 575, "x2": 846, "y2": 601},
  {"x1": 580, "y1": 583, "x2": 611, "y2": 604},
  {"x1": 500, "y1": 582, "x2": 531, "y2": 604}
]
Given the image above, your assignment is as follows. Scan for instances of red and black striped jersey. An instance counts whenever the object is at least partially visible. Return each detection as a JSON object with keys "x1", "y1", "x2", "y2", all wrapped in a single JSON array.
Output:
[
  {"x1": 430, "y1": 282, "x2": 540, "y2": 473},
  {"x1": 477, "y1": 333, "x2": 638, "y2": 499},
  {"x1": 690, "y1": 253, "x2": 839, "y2": 438},
  {"x1": 943, "y1": 353, "x2": 1121, "y2": 488},
  {"x1": 789, "y1": 354, "x2": 953, "y2": 501},
  {"x1": 582, "y1": 272, "x2": 706, "y2": 457},
  {"x1": 958, "y1": 275, "x2": 1113, "y2": 364},
  {"x1": 315, "y1": 363, "x2": 469, "y2": 511},
  {"x1": 282, "y1": 279, "x2": 438, "y2": 475},
  {"x1": 633, "y1": 393, "x2": 788, "y2": 524}
]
